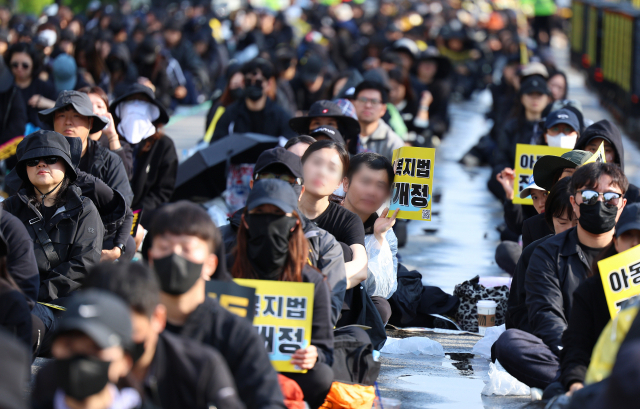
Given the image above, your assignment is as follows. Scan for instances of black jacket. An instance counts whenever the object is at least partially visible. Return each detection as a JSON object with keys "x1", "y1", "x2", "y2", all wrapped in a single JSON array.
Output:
[
  {"x1": 127, "y1": 136, "x2": 178, "y2": 226},
  {"x1": 144, "y1": 331, "x2": 245, "y2": 409},
  {"x1": 211, "y1": 99, "x2": 296, "y2": 142},
  {"x1": 503, "y1": 200, "x2": 538, "y2": 237},
  {"x1": 525, "y1": 227, "x2": 615, "y2": 354},
  {"x1": 1, "y1": 210, "x2": 39, "y2": 303},
  {"x1": 493, "y1": 117, "x2": 539, "y2": 169},
  {"x1": 81, "y1": 138, "x2": 134, "y2": 206},
  {"x1": 169, "y1": 297, "x2": 286, "y2": 409},
  {"x1": 559, "y1": 274, "x2": 610, "y2": 389},
  {"x1": 0, "y1": 85, "x2": 27, "y2": 143},
  {"x1": 0, "y1": 280, "x2": 32, "y2": 348},
  {"x1": 506, "y1": 234, "x2": 552, "y2": 333},
  {"x1": 301, "y1": 265, "x2": 335, "y2": 365},
  {"x1": 3, "y1": 186, "x2": 104, "y2": 302},
  {"x1": 522, "y1": 213, "x2": 554, "y2": 249}
]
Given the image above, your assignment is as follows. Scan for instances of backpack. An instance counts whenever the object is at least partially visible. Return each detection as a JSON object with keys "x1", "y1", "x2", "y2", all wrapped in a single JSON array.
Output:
[{"x1": 331, "y1": 333, "x2": 381, "y2": 386}]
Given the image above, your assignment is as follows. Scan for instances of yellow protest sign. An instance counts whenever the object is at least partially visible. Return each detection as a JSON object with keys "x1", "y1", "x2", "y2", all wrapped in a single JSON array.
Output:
[
  {"x1": 597, "y1": 245, "x2": 640, "y2": 318},
  {"x1": 235, "y1": 278, "x2": 315, "y2": 373},
  {"x1": 584, "y1": 141, "x2": 606, "y2": 165},
  {"x1": 0, "y1": 136, "x2": 23, "y2": 161},
  {"x1": 513, "y1": 144, "x2": 571, "y2": 205},
  {"x1": 389, "y1": 147, "x2": 435, "y2": 221}
]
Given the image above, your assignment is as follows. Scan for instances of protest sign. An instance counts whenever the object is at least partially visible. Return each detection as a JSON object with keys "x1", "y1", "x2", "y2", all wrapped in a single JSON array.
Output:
[
  {"x1": 513, "y1": 144, "x2": 571, "y2": 205},
  {"x1": 598, "y1": 245, "x2": 640, "y2": 318},
  {"x1": 235, "y1": 278, "x2": 315, "y2": 373},
  {"x1": 0, "y1": 136, "x2": 23, "y2": 161},
  {"x1": 584, "y1": 141, "x2": 606, "y2": 165},
  {"x1": 205, "y1": 280, "x2": 256, "y2": 322},
  {"x1": 389, "y1": 146, "x2": 436, "y2": 221},
  {"x1": 130, "y1": 208, "x2": 143, "y2": 236}
]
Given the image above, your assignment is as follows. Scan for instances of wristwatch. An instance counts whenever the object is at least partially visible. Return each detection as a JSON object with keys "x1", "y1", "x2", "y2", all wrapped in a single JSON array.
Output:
[{"x1": 115, "y1": 243, "x2": 126, "y2": 257}]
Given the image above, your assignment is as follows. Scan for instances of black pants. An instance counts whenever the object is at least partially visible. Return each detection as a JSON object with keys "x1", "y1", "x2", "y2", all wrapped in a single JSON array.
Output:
[
  {"x1": 371, "y1": 296, "x2": 391, "y2": 324},
  {"x1": 282, "y1": 362, "x2": 334, "y2": 409},
  {"x1": 492, "y1": 329, "x2": 560, "y2": 389}
]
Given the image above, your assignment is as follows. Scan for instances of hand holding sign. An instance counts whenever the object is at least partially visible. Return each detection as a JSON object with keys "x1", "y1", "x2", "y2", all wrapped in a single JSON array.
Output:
[
  {"x1": 290, "y1": 345, "x2": 318, "y2": 370},
  {"x1": 375, "y1": 208, "x2": 399, "y2": 245},
  {"x1": 496, "y1": 167, "x2": 515, "y2": 200}
]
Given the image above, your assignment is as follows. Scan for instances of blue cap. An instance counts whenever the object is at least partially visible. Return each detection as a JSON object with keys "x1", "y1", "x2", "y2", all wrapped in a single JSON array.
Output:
[
  {"x1": 545, "y1": 108, "x2": 580, "y2": 133},
  {"x1": 52, "y1": 53, "x2": 77, "y2": 93},
  {"x1": 247, "y1": 179, "x2": 298, "y2": 214},
  {"x1": 616, "y1": 203, "x2": 640, "y2": 238}
]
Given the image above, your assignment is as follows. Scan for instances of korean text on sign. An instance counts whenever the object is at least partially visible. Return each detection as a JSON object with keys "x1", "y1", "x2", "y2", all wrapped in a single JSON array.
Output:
[
  {"x1": 598, "y1": 245, "x2": 640, "y2": 318},
  {"x1": 235, "y1": 278, "x2": 315, "y2": 373},
  {"x1": 389, "y1": 147, "x2": 436, "y2": 221},
  {"x1": 513, "y1": 144, "x2": 570, "y2": 205}
]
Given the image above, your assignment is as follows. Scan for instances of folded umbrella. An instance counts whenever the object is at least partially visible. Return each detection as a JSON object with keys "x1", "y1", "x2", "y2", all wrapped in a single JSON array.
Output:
[{"x1": 172, "y1": 133, "x2": 281, "y2": 202}]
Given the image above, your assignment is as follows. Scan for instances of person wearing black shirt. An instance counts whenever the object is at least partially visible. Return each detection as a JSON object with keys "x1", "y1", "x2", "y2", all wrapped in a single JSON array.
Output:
[
  {"x1": 493, "y1": 163, "x2": 627, "y2": 389},
  {"x1": 299, "y1": 140, "x2": 368, "y2": 289}
]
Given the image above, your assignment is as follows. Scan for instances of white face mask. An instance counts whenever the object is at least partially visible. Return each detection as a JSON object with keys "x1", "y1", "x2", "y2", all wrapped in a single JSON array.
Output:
[
  {"x1": 546, "y1": 133, "x2": 578, "y2": 149},
  {"x1": 116, "y1": 100, "x2": 160, "y2": 144}
]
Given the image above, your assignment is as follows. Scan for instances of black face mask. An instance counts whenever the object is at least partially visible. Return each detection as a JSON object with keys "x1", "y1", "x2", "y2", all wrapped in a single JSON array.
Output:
[
  {"x1": 245, "y1": 214, "x2": 298, "y2": 280},
  {"x1": 230, "y1": 88, "x2": 244, "y2": 100},
  {"x1": 245, "y1": 85, "x2": 263, "y2": 101},
  {"x1": 56, "y1": 356, "x2": 111, "y2": 401},
  {"x1": 153, "y1": 253, "x2": 203, "y2": 295},
  {"x1": 579, "y1": 201, "x2": 618, "y2": 235}
]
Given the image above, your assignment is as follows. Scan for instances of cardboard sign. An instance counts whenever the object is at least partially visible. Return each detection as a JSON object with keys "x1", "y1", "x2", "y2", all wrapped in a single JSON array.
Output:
[
  {"x1": 205, "y1": 280, "x2": 256, "y2": 322},
  {"x1": 0, "y1": 136, "x2": 23, "y2": 161},
  {"x1": 389, "y1": 147, "x2": 436, "y2": 221},
  {"x1": 598, "y1": 245, "x2": 640, "y2": 318},
  {"x1": 235, "y1": 278, "x2": 314, "y2": 373},
  {"x1": 513, "y1": 144, "x2": 571, "y2": 205},
  {"x1": 130, "y1": 209, "x2": 143, "y2": 236}
]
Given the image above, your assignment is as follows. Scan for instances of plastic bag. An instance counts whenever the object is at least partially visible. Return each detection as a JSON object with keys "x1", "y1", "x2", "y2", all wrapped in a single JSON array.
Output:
[
  {"x1": 481, "y1": 361, "x2": 530, "y2": 396},
  {"x1": 380, "y1": 336, "x2": 445, "y2": 356},
  {"x1": 364, "y1": 231, "x2": 398, "y2": 299},
  {"x1": 204, "y1": 197, "x2": 231, "y2": 227},
  {"x1": 472, "y1": 324, "x2": 506, "y2": 360}
]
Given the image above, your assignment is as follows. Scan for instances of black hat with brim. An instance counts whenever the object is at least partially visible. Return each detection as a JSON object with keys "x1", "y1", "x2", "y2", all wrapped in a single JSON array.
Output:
[
  {"x1": 39, "y1": 90, "x2": 108, "y2": 134},
  {"x1": 533, "y1": 150, "x2": 594, "y2": 191},
  {"x1": 109, "y1": 83, "x2": 169, "y2": 125},
  {"x1": 16, "y1": 130, "x2": 78, "y2": 183},
  {"x1": 289, "y1": 100, "x2": 360, "y2": 138},
  {"x1": 309, "y1": 125, "x2": 346, "y2": 145}
]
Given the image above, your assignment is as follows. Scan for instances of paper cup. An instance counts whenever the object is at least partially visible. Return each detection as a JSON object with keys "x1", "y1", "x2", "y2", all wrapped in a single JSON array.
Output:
[{"x1": 477, "y1": 300, "x2": 497, "y2": 335}]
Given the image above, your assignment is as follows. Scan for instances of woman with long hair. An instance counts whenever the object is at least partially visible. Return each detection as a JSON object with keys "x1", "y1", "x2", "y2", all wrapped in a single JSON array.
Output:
[
  {"x1": 299, "y1": 140, "x2": 368, "y2": 289},
  {"x1": 232, "y1": 178, "x2": 334, "y2": 409}
]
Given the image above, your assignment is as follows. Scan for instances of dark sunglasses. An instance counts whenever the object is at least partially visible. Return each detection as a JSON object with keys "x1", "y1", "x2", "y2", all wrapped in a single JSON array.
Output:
[
  {"x1": 255, "y1": 172, "x2": 302, "y2": 186},
  {"x1": 25, "y1": 157, "x2": 60, "y2": 167},
  {"x1": 11, "y1": 62, "x2": 30, "y2": 69},
  {"x1": 244, "y1": 78, "x2": 263, "y2": 88},
  {"x1": 580, "y1": 190, "x2": 622, "y2": 206}
]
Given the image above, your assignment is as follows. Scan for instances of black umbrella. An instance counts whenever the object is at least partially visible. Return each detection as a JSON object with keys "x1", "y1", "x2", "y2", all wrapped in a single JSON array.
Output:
[{"x1": 172, "y1": 133, "x2": 281, "y2": 202}]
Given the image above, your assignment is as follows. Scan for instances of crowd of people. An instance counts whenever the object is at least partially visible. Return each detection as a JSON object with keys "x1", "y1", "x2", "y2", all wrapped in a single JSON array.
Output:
[{"x1": 0, "y1": 0, "x2": 637, "y2": 408}]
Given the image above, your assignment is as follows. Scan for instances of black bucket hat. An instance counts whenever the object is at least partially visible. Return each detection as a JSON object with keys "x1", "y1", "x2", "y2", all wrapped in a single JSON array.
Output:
[
  {"x1": 109, "y1": 83, "x2": 169, "y2": 125},
  {"x1": 289, "y1": 100, "x2": 360, "y2": 138},
  {"x1": 39, "y1": 90, "x2": 109, "y2": 134},
  {"x1": 16, "y1": 130, "x2": 77, "y2": 183}
]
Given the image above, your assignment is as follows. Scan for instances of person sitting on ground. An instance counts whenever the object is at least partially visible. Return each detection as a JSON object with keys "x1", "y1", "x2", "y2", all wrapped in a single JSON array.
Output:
[
  {"x1": 3, "y1": 131, "x2": 103, "y2": 347},
  {"x1": 308, "y1": 125, "x2": 346, "y2": 146},
  {"x1": 32, "y1": 290, "x2": 141, "y2": 409},
  {"x1": 220, "y1": 147, "x2": 347, "y2": 325},
  {"x1": 285, "y1": 135, "x2": 316, "y2": 157},
  {"x1": 232, "y1": 179, "x2": 334, "y2": 409},
  {"x1": 493, "y1": 162, "x2": 628, "y2": 390},
  {"x1": 288, "y1": 100, "x2": 361, "y2": 149},
  {"x1": 211, "y1": 58, "x2": 296, "y2": 141},
  {"x1": 351, "y1": 81, "x2": 404, "y2": 161},
  {"x1": 145, "y1": 201, "x2": 287, "y2": 409},
  {"x1": 85, "y1": 262, "x2": 246, "y2": 409},
  {"x1": 342, "y1": 152, "x2": 399, "y2": 324}
]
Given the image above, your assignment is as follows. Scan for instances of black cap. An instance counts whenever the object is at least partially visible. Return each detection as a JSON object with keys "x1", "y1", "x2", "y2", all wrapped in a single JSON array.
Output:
[
  {"x1": 16, "y1": 130, "x2": 78, "y2": 182},
  {"x1": 299, "y1": 53, "x2": 323, "y2": 83},
  {"x1": 289, "y1": 100, "x2": 360, "y2": 138},
  {"x1": 520, "y1": 75, "x2": 549, "y2": 95},
  {"x1": 55, "y1": 289, "x2": 133, "y2": 350},
  {"x1": 39, "y1": 91, "x2": 109, "y2": 134},
  {"x1": 309, "y1": 125, "x2": 345, "y2": 145},
  {"x1": 254, "y1": 147, "x2": 303, "y2": 179},
  {"x1": 544, "y1": 108, "x2": 580, "y2": 133},
  {"x1": 109, "y1": 83, "x2": 169, "y2": 125},
  {"x1": 246, "y1": 179, "x2": 299, "y2": 214},
  {"x1": 616, "y1": 203, "x2": 640, "y2": 238}
]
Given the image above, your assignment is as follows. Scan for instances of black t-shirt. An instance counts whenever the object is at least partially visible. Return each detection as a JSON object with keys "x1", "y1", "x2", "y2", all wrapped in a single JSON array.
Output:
[
  {"x1": 578, "y1": 242, "x2": 606, "y2": 270},
  {"x1": 40, "y1": 204, "x2": 57, "y2": 224},
  {"x1": 310, "y1": 201, "x2": 365, "y2": 247},
  {"x1": 247, "y1": 109, "x2": 266, "y2": 134}
]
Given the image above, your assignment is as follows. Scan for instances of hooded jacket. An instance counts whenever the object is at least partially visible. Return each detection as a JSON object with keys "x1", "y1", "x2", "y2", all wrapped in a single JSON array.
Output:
[
  {"x1": 575, "y1": 119, "x2": 640, "y2": 202},
  {"x1": 3, "y1": 186, "x2": 104, "y2": 302},
  {"x1": 81, "y1": 138, "x2": 134, "y2": 206}
]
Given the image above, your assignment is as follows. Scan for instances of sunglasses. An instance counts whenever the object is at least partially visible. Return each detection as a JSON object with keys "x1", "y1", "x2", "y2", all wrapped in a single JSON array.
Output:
[
  {"x1": 579, "y1": 190, "x2": 622, "y2": 206},
  {"x1": 11, "y1": 62, "x2": 30, "y2": 69},
  {"x1": 244, "y1": 78, "x2": 263, "y2": 88},
  {"x1": 25, "y1": 157, "x2": 60, "y2": 167},
  {"x1": 255, "y1": 172, "x2": 302, "y2": 186}
]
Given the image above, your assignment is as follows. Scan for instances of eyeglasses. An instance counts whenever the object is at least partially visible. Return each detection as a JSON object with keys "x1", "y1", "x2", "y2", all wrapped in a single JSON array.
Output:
[
  {"x1": 25, "y1": 157, "x2": 59, "y2": 167},
  {"x1": 355, "y1": 97, "x2": 382, "y2": 107},
  {"x1": 11, "y1": 62, "x2": 30, "y2": 70},
  {"x1": 579, "y1": 190, "x2": 622, "y2": 206},
  {"x1": 255, "y1": 172, "x2": 302, "y2": 186}
]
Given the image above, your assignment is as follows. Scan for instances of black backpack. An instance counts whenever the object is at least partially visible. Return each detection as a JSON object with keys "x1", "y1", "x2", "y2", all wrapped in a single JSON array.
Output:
[{"x1": 331, "y1": 333, "x2": 381, "y2": 386}]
